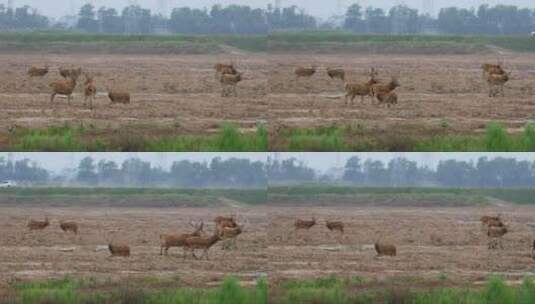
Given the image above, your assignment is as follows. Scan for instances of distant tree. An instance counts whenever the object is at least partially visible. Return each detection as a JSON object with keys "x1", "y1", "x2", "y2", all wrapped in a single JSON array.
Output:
[
  {"x1": 77, "y1": 4, "x2": 98, "y2": 32},
  {"x1": 343, "y1": 156, "x2": 363, "y2": 183},
  {"x1": 77, "y1": 157, "x2": 98, "y2": 185}
]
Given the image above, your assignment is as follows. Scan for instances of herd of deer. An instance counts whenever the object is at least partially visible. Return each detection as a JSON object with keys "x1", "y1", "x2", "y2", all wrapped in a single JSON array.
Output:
[
  {"x1": 294, "y1": 61, "x2": 512, "y2": 106},
  {"x1": 25, "y1": 214, "x2": 246, "y2": 260},
  {"x1": 293, "y1": 214, "x2": 535, "y2": 259}
]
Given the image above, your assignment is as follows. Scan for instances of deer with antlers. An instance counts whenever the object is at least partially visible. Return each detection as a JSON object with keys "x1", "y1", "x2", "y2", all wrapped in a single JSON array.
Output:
[
  {"x1": 183, "y1": 229, "x2": 222, "y2": 260},
  {"x1": 344, "y1": 68, "x2": 379, "y2": 105},
  {"x1": 160, "y1": 221, "x2": 204, "y2": 256}
]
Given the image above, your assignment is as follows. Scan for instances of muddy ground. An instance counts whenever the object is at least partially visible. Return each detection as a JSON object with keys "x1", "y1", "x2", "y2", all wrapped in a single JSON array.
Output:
[
  {"x1": 268, "y1": 205, "x2": 535, "y2": 286},
  {"x1": 268, "y1": 53, "x2": 535, "y2": 139},
  {"x1": 0, "y1": 206, "x2": 268, "y2": 291},
  {"x1": 0, "y1": 53, "x2": 267, "y2": 140}
]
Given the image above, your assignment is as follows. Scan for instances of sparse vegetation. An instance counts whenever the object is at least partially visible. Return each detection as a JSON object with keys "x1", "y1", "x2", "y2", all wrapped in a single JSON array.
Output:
[
  {"x1": 273, "y1": 122, "x2": 535, "y2": 152},
  {"x1": 7, "y1": 123, "x2": 267, "y2": 152},
  {"x1": 9, "y1": 277, "x2": 267, "y2": 304}
]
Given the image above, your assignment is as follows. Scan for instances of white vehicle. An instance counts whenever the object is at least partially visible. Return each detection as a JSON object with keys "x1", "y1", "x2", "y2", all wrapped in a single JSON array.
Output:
[{"x1": 0, "y1": 181, "x2": 16, "y2": 188}]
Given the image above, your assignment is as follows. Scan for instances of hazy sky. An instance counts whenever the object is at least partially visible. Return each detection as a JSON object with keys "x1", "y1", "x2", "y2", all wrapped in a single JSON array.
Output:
[
  {"x1": 11, "y1": 0, "x2": 535, "y2": 19},
  {"x1": 2, "y1": 153, "x2": 535, "y2": 174}
]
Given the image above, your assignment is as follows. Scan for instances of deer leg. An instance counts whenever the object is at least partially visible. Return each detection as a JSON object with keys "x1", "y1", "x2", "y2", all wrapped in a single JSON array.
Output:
[{"x1": 50, "y1": 93, "x2": 56, "y2": 103}]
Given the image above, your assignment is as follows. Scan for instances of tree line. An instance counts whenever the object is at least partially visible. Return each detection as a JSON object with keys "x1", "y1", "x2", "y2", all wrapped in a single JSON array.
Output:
[
  {"x1": 0, "y1": 3, "x2": 533, "y2": 35},
  {"x1": 2, "y1": 156, "x2": 535, "y2": 189},
  {"x1": 341, "y1": 156, "x2": 535, "y2": 188},
  {"x1": 343, "y1": 3, "x2": 535, "y2": 35}
]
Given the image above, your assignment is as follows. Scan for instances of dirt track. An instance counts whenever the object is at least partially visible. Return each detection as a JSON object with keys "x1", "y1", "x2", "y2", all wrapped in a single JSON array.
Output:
[
  {"x1": 268, "y1": 205, "x2": 535, "y2": 286},
  {"x1": 268, "y1": 53, "x2": 535, "y2": 136},
  {"x1": 0, "y1": 54, "x2": 267, "y2": 136},
  {"x1": 0, "y1": 207, "x2": 267, "y2": 290}
]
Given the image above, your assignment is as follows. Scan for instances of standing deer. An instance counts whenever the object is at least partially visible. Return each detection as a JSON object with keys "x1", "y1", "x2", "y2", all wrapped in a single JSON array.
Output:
[
  {"x1": 327, "y1": 68, "x2": 345, "y2": 81},
  {"x1": 159, "y1": 221, "x2": 204, "y2": 256},
  {"x1": 50, "y1": 73, "x2": 79, "y2": 104},
  {"x1": 183, "y1": 229, "x2": 222, "y2": 260},
  {"x1": 27, "y1": 65, "x2": 49, "y2": 78},
  {"x1": 326, "y1": 221, "x2": 344, "y2": 234},
  {"x1": 59, "y1": 221, "x2": 78, "y2": 234},
  {"x1": 294, "y1": 217, "x2": 316, "y2": 230},
  {"x1": 294, "y1": 66, "x2": 316, "y2": 80},
  {"x1": 84, "y1": 74, "x2": 97, "y2": 110}
]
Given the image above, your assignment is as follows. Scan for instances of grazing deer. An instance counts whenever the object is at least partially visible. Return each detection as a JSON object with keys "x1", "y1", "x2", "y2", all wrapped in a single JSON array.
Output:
[
  {"x1": 215, "y1": 63, "x2": 238, "y2": 79},
  {"x1": 59, "y1": 221, "x2": 78, "y2": 234},
  {"x1": 27, "y1": 65, "x2": 49, "y2": 78},
  {"x1": 49, "y1": 73, "x2": 79, "y2": 104},
  {"x1": 326, "y1": 221, "x2": 344, "y2": 234},
  {"x1": 327, "y1": 68, "x2": 345, "y2": 81},
  {"x1": 27, "y1": 217, "x2": 50, "y2": 231},
  {"x1": 294, "y1": 217, "x2": 316, "y2": 231},
  {"x1": 84, "y1": 74, "x2": 97, "y2": 110},
  {"x1": 220, "y1": 224, "x2": 244, "y2": 250},
  {"x1": 183, "y1": 229, "x2": 222, "y2": 260},
  {"x1": 159, "y1": 221, "x2": 204, "y2": 256}
]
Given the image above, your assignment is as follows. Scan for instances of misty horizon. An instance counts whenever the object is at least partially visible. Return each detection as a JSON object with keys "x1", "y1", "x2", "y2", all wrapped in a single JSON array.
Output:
[
  {"x1": 7, "y1": 0, "x2": 535, "y2": 20},
  {"x1": 3, "y1": 152, "x2": 535, "y2": 175}
]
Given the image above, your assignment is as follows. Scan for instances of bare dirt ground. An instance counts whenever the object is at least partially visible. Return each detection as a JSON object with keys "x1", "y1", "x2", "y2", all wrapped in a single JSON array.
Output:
[
  {"x1": 0, "y1": 206, "x2": 268, "y2": 291},
  {"x1": 0, "y1": 53, "x2": 267, "y2": 137},
  {"x1": 269, "y1": 53, "x2": 535, "y2": 136},
  {"x1": 268, "y1": 205, "x2": 535, "y2": 287}
]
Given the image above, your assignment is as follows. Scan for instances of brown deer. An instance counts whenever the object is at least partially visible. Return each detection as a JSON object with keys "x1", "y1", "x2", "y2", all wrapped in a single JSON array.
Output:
[
  {"x1": 294, "y1": 217, "x2": 316, "y2": 231},
  {"x1": 59, "y1": 67, "x2": 82, "y2": 79},
  {"x1": 220, "y1": 73, "x2": 243, "y2": 97},
  {"x1": 49, "y1": 73, "x2": 79, "y2": 104},
  {"x1": 59, "y1": 221, "x2": 78, "y2": 234},
  {"x1": 108, "y1": 243, "x2": 131, "y2": 257},
  {"x1": 326, "y1": 221, "x2": 344, "y2": 234},
  {"x1": 327, "y1": 68, "x2": 345, "y2": 81},
  {"x1": 375, "y1": 91, "x2": 398, "y2": 108},
  {"x1": 344, "y1": 76, "x2": 379, "y2": 105},
  {"x1": 215, "y1": 63, "x2": 238, "y2": 78},
  {"x1": 294, "y1": 66, "x2": 316, "y2": 80},
  {"x1": 108, "y1": 91, "x2": 131, "y2": 104},
  {"x1": 482, "y1": 63, "x2": 505, "y2": 79},
  {"x1": 371, "y1": 77, "x2": 400, "y2": 99},
  {"x1": 27, "y1": 217, "x2": 50, "y2": 231},
  {"x1": 375, "y1": 242, "x2": 397, "y2": 257},
  {"x1": 27, "y1": 65, "x2": 49, "y2": 78},
  {"x1": 220, "y1": 224, "x2": 244, "y2": 249},
  {"x1": 487, "y1": 72, "x2": 510, "y2": 97},
  {"x1": 183, "y1": 229, "x2": 222, "y2": 260},
  {"x1": 487, "y1": 226, "x2": 508, "y2": 249},
  {"x1": 159, "y1": 221, "x2": 204, "y2": 256},
  {"x1": 215, "y1": 215, "x2": 238, "y2": 229},
  {"x1": 84, "y1": 74, "x2": 97, "y2": 110}
]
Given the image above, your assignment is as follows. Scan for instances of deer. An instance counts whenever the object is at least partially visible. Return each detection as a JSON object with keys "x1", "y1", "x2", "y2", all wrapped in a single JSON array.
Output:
[
  {"x1": 215, "y1": 215, "x2": 238, "y2": 229},
  {"x1": 108, "y1": 91, "x2": 131, "y2": 104},
  {"x1": 375, "y1": 91, "x2": 398, "y2": 108},
  {"x1": 487, "y1": 72, "x2": 510, "y2": 97},
  {"x1": 294, "y1": 66, "x2": 316, "y2": 80},
  {"x1": 375, "y1": 242, "x2": 397, "y2": 257},
  {"x1": 481, "y1": 63, "x2": 505, "y2": 79},
  {"x1": 108, "y1": 243, "x2": 131, "y2": 257},
  {"x1": 371, "y1": 77, "x2": 400, "y2": 100},
  {"x1": 326, "y1": 221, "x2": 344, "y2": 234},
  {"x1": 159, "y1": 221, "x2": 204, "y2": 256},
  {"x1": 59, "y1": 67, "x2": 82, "y2": 79},
  {"x1": 214, "y1": 63, "x2": 238, "y2": 79},
  {"x1": 27, "y1": 65, "x2": 49, "y2": 78},
  {"x1": 344, "y1": 75, "x2": 379, "y2": 105},
  {"x1": 59, "y1": 221, "x2": 78, "y2": 234},
  {"x1": 84, "y1": 74, "x2": 97, "y2": 110},
  {"x1": 327, "y1": 68, "x2": 345, "y2": 81},
  {"x1": 294, "y1": 217, "x2": 316, "y2": 231},
  {"x1": 220, "y1": 72, "x2": 243, "y2": 97},
  {"x1": 27, "y1": 217, "x2": 50, "y2": 231},
  {"x1": 220, "y1": 224, "x2": 244, "y2": 250},
  {"x1": 49, "y1": 73, "x2": 79, "y2": 104},
  {"x1": 183, "y1": 229, "x2": 222, "y2": 260},
  {"x1": 487, "y1": 226, "x2": 508, "y2": 250}
]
